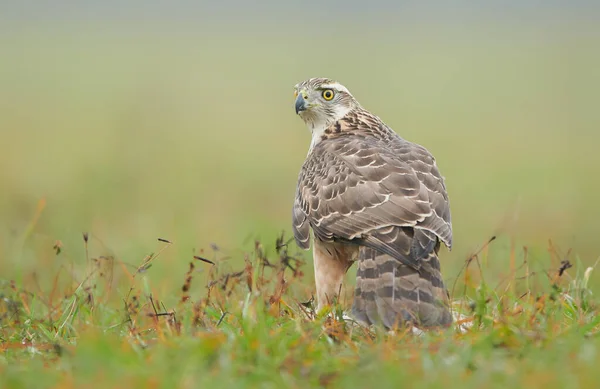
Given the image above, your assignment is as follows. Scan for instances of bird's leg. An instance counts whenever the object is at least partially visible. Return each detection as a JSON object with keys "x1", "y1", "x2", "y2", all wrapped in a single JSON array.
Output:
[{"x1": 312, "y1": 241, "x2": 355, "y2": 312}]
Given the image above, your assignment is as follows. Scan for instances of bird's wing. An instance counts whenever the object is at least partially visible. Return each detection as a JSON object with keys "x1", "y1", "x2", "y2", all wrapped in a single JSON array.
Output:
[
  {"x1": 387, "y1": 136, "x2": 453, "y2": 249},
  {"x1": 292, "y1": 133, "x2": 452, "y2": 270}
]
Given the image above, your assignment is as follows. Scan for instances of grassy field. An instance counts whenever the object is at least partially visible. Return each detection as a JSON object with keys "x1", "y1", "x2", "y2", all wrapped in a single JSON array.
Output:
[{"x1": 1, "y1": 17, "x2": 600, "y2": 388}]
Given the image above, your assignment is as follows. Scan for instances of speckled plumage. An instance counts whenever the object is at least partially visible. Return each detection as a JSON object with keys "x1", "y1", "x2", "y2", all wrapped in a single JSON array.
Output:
[{"x1": 292, "y1": 78, "x2": 453, "y2": 329}]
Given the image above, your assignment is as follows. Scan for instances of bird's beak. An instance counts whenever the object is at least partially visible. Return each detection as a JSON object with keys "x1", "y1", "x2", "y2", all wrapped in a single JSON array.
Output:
[{"x1": 295, "y1": 92, "x2": 307, "y2": 114}]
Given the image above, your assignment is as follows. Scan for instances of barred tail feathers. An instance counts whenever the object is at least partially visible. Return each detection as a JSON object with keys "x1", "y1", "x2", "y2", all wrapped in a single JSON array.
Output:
[{"x1": 352, "y1": 246, "x2": 452, "y2": 329}]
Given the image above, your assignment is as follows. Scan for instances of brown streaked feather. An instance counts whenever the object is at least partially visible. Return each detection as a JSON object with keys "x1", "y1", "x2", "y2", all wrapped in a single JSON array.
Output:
[
  {"x1": 293, "y1": 108, "x2": 452, "y2": 257},
  {"x1": 293, "y1": 105, "x2": 453, "y2": 328},
  {"x1": 353, "y1": 238, "x2": 452, "y2": 329}
]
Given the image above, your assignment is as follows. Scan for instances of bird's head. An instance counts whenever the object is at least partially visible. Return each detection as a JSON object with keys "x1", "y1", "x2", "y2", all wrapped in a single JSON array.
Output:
[{"x1": 293, "y1": 78, "x2": 360, "y2": 131}]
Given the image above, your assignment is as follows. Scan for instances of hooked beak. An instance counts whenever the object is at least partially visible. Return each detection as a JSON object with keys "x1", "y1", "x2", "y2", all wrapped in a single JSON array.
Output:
[{"x1": 295, "y1": 92, "x2": 307, "y2": 114}]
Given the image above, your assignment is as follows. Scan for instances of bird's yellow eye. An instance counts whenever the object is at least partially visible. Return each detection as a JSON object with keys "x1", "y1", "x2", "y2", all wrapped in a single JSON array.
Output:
[{"x1": 322, "y1": 89, "x2": 334, "y2": 101}]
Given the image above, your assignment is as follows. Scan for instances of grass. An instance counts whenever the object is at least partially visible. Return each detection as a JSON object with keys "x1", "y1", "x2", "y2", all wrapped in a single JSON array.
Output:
[
  {"x1": 1, "y1": 229, "x2": 599, "y2": 389},
  {"x1": 1, "y1": 17, "x2": 600, "y2": 388}
]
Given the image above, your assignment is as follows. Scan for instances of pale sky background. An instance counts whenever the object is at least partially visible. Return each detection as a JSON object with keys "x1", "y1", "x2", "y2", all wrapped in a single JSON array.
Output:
[{"x1": 2, "y1": 1, "x2": 599, "y2": 23}]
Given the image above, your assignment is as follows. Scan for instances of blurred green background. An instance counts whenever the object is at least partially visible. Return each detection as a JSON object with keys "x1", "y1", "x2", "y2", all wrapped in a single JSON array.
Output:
[{"x1": 1, "y1": 3, "x2": 599, "y2": 294}]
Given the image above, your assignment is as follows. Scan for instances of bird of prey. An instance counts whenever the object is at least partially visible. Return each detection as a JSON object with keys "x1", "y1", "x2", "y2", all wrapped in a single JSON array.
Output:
[{"x1": 292, "y1": 77, "x2": 453, "y2": 329}]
